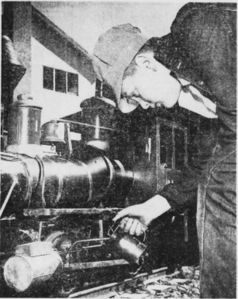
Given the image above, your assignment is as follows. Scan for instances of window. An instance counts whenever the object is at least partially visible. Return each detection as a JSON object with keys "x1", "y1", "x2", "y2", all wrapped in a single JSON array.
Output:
[
  {"x1": 160, "y1": 124, "x2": 173, "y2": 168},
  {"x1": 55, "y1": 69, "x2": 66, "y2": 93},
  {"x1": 43, "y1": 66, "x2": 78, "y2": 95},
  {"x1": 67, "y1": 72, "x2": 78, "y2": 95},
  {"x1": 175, "y1": 127, "x2": 186, "y2": 169},
  {"x1": 43, "y1": 66, "x2": 54, "y2": 90},
  {"x1": 95, "y1": 79, "x2": 115, "y2": 100},
  {"x1": 159, "y1": 121, "x2": 187, "y2": 169}
]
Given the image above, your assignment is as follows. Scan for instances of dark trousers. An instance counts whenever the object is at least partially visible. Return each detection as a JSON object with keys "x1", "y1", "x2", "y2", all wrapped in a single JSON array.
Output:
[{"x1": 197, "y1": 143, "x2": 236, "y2": 298}]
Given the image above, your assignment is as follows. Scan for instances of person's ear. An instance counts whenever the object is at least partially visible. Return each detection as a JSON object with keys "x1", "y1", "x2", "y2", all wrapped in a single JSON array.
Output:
[{"x1": 135, "y1": 53, "x2": 157, "y2": 71}]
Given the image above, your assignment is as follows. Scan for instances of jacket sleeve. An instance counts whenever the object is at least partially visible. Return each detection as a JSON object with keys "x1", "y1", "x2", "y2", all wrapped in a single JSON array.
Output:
[
  {"x1": 160, "y1": 173, "x2": 198, "y2": 214},
  {"x1": 159, "y1": 165, "x2": 199, "y2": 214},
  {"x1": 158, "y1": 137, "x2": 216, "y2": 214},
  {"x1": 157, "y1": 114, "x2": 218, "y2": 215}
]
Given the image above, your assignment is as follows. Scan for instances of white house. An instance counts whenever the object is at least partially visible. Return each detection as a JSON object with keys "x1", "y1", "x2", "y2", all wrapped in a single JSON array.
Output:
[{"x1": 4, "y1": 2, "x2": 95, "y2": 124}]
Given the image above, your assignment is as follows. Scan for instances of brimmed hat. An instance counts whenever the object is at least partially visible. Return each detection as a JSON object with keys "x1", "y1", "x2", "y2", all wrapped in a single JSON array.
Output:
[{"x1": 93, "y1": 24, "x2": 150, "y2": 113}]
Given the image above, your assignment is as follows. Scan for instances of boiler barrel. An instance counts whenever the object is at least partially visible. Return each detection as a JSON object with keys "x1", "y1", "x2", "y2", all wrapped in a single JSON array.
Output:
[{"x1": 0, "y1": 152, "x2": 133, "y2": 210}]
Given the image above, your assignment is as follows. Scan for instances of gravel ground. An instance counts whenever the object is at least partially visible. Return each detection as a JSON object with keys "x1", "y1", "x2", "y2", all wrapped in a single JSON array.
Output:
[{"x1": 102, "y1": 266, "x2": 200, "y2": 299}]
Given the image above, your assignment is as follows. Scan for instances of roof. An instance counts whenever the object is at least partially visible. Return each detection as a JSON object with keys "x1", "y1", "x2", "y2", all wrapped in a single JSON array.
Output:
[
  {"x1": 31, "y1": 4, "x2": 92, "y2": 60},
  {"x1": 31, "y1": 4, "x2": 95, "y2": 83}
]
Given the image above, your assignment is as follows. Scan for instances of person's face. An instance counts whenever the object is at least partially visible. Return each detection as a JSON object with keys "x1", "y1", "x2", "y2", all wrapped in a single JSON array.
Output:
[{"x1": 121, "y1": 54, "x2": 181, "y2": 111}]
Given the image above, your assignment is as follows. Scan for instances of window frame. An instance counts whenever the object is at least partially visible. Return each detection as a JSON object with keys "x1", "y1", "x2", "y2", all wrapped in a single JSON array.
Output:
[{"x1": 43, "y1": 65, "x2": 79, "y2": 96}]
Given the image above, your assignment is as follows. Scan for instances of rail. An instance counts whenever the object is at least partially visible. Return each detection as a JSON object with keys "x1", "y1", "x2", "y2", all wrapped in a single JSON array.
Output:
[{"x1": 68, "y1": 267, "x2": 168, "y2": 298}]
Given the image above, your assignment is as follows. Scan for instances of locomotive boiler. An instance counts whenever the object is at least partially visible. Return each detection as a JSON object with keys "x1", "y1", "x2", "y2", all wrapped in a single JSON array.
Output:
[
  {"x1": 0, "y1": 95, "x2": 160, "y2": 296},
  {"x1": 0, "y1": 149, "x2": 134, "y2": 294}
]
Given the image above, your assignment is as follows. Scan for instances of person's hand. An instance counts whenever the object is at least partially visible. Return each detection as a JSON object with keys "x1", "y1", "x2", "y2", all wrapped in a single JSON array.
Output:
[
  {"x1": 113, "y1": 203, "x2": 152, "y2": 229},
  {"x1": 117, "y1": 216, "x2": 147, "y2": 236},
  {"x1": 113, "y1": 195, "x2": 171, "y2": 236}
]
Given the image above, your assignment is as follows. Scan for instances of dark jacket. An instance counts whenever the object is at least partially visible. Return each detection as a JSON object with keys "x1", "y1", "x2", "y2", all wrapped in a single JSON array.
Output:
[{"x1": 155, "y1": 3, "x2": 236, "y2": 212}]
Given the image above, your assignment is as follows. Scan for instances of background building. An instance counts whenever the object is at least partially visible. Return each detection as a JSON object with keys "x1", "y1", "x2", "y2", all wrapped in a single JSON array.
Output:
[
  {"x1": 2, "y1": 2, "x2": 95, "y2": 124},
  {"x1": 2, "y1": 1, "x2": 184, "y2": 124}
]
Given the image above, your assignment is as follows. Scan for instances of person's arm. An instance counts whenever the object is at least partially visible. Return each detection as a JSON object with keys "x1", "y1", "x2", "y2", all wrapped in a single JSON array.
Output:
[
  {"x1": 113, "y1": 123, "x2": 217, "y2": 235},
  {"x1": 113, "y1": 160, "x2": 201, "y2": 236},
  {"x1": 159, "y1": 165, "x2": 199, "y2": 214},
  {"x1": 113, "y1": 194, "x2": 171, "y2": 236},
  {"x1": 113, "y1": 194, "x2": 171, "y2": 225}
]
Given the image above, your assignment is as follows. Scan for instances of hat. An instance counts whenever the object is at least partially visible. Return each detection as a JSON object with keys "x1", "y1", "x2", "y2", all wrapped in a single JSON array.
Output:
[{"x1": 93, "y1": 24, "x2": 149, "y2": 113}]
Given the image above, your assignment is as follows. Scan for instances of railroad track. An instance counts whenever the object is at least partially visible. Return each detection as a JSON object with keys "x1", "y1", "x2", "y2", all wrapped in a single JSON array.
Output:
[{"x1": 68, "y1": 267, "x2": 169, "y2": 298}]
